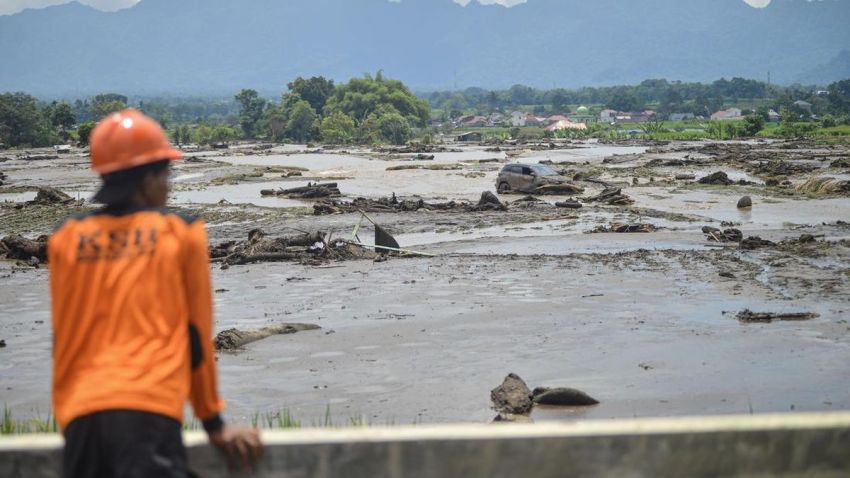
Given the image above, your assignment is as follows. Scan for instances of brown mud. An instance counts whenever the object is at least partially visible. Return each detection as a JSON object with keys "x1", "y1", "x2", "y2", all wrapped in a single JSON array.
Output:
[{"x1": 1, "y1": 139, "x2": 849, "y2": 426}]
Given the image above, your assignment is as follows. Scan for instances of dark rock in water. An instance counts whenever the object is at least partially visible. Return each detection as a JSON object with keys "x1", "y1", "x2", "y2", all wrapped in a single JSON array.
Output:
[
  {"x1": 472, "y1": 191, "x2": 507, "y2": 212},
  {"x1": 698, "y1": 171, "x2": 734, "y2": 186},
  {"x1": 675, "y1": 174, "x2": 696, "y2": 181},
  {"x1": 798, "y1": 234, "x2": 816, "y2": 243},
  {"x1": 532, "y1": 387, "x2": 599, "y2": 406},
  {"x1": 765, "y1": 178, "x2": 780, "y2": 187},
  {"x1": 737, "y1": 196, "x2": 753, "y2": 209},
  {"x1": 740, "y1": 236, "x2": 775, "y2": 250},
  {"x1": 702, "y1": 226, "x2": 721, "y2": 235},
  {"x1": 555, "y1": 200, "x2": 583, "y2": 209},
  {"x1": 491, "y1": 373, "x2": 533, "y2": 415},
  {"x1": 0, "y1": 339, "x2": 6, "y2": 348}
]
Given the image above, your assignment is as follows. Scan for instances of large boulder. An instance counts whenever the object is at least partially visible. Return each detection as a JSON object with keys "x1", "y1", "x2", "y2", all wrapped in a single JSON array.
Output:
[
  {"x1": 490, "y1": 373, "x2": 533, "y2": 415},
  {"x1": 532, "y1": 387, "x2": 599, "y2": 406}
]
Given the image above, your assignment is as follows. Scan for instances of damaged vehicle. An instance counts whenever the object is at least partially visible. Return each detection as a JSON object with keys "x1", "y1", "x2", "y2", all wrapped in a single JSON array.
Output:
[{"x1": 495, "y1": 163, "x2": 584, "y2": 195}]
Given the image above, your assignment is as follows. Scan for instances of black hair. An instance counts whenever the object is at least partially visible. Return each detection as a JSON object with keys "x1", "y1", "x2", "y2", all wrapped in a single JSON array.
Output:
[{"x1": 94, "y1": 160, "x2": 171, "y2": 206}]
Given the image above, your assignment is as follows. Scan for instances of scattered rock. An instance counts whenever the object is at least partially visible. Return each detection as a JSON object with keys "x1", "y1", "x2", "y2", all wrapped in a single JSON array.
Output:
[
  {"x1": 719, "y1": 271, "x2": 736, "y2": 278},
  {"x1": 491, "y1": 373, "x2": 533, "y2": 415},
  {"x1": 675, "y1": 174, "x2": 696, "y2": 181},
  {"x1": 798, "y1": 234, "x2": 816, "y2": 244},
  {"x1": 214, "y1": 323, "x2": 321, "y2": 351},
  {"x1": 0, "y1": 339, "x2": 6, "y2": 348},
  {"x1": 740, "y1": 236, "x2": 776, "y2": 250},
  {"x1": 555, "y1": 200, "x2": 583, "y2": 209},
  {"x1": 737, "y1": 196, "x2": 752, "y2": 209},
  {"x1": 736, "y1": 310, "x2": 818, "y2": 323},
  {"x1": 532, "y1": 387, "x2": 599, "y2": 406},
  {"x1": 698, "y1": 171, "x2": 734, "y2": 186}
]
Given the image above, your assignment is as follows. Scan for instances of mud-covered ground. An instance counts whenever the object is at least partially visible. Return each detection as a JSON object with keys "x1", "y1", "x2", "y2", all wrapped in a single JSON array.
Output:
[{"x1": 1, "y1": 139, "x2": 849, "y2": 425}]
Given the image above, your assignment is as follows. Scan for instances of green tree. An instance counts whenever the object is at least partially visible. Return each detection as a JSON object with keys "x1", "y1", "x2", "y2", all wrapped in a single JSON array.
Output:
[
  {"x1": 376, "y1": 111, "x2": 411, "y2": 145},
  {"x1": 285, "y1": 100, "x2": 317, "y2": 143},
  {"x1": 287, "y1": 76, "x2": 335, "y2": 113},
  {"x1": 76, "y1": 121, "x2": 96, "y2": 146},
  {"x1": 741, "y1": 114, "x2": 765, "y2": 137},
  {"x1": 550, "y1": 91, "x2": 568, "y2": 113},
  {"x1": 89, "y1": 93, "x2": 128, "y2": 121},
  {"x1": 264, "y1": 106, "x2": 288, "y2": 143},
  {"x1": 319, "y1": 111, "x2": 356, "y2": 144},
  {"x1": 50, "y1": 102, "x2": 76, "y2": 131},
  {"x1": 235, "y1": 89, "x2": 267, "y2": 139},
  {"x1": 324, "y1": 73, "x2": 430, "y2": 127},
  {"x1": 0, "y1": 92, "x2": 57, "y2": 147}
]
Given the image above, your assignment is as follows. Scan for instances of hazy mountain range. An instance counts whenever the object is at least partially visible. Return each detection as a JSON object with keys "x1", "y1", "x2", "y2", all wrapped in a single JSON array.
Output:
[{"x1": 1, "y1": 0, "x2": 848, "y2": 97}]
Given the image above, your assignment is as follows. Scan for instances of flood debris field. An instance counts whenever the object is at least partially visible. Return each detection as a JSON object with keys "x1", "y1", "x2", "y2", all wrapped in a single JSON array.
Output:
[{"x1": 1, "y1": 139, "x2": 849, "y2": 425}]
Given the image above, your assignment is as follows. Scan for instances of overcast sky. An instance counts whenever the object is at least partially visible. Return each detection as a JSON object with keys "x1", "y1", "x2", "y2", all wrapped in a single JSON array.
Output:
[{"x1": 0, "y1": 0, "x2": 772, "y2": 16}]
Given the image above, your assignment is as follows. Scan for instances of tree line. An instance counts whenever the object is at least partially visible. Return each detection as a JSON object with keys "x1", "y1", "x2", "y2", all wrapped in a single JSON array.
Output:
[
  {"x1": 2, "y1": 77, "x2": 849, "y2": 149},
  {"x1": 423, "y1": 78, "x2": 850, "y2": 120}
]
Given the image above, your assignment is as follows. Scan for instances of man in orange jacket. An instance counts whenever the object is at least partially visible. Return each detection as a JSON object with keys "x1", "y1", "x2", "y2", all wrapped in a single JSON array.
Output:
[{"x1": 50, "y1": 109, "x2": 262, "y2": 477}]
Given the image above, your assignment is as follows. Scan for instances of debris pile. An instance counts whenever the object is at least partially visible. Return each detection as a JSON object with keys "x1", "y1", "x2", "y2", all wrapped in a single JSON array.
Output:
[
  {"x1": 211, "y1": 229, "x2": 375, "y2": 267},
  {"x1": 0, "y1": 234, "x2": 48, "y2": 262},
  {"x1": 532, "y1": 182, "x2": 585, "y2": 195},
  {"x1": 736, "y1": 310, "x2": 818, "y2": 323},
  {"x1": 591, "y1": 223, "x2": 657, "y2": 234},
  {"x1": 583, "y1": 187, "x2": 634, "y2": 206},
  {"x1": 261, "y1": 182, "x2": 341, "y2": 199},
  {"x1": 215, "y1": 323, "x2": 321, "y2": 351},
  {"x1": 31, "y1": 187, "x2": 75, "y2": 205},
  {"x1": 314, "y1": 191, "x2": 507, "y2": 215},
  {"x1": 703, "y1": 226, "x2": 743, "y2": 243},
  {"x1": 795, "y1": 177, "x2": 850, "y2": 196},
  {"x1": 490, "y1": 374, "x2": 598, "y2": 422}
]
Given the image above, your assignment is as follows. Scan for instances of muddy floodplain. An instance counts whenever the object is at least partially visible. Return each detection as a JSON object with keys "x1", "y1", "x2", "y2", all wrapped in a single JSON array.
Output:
[{"x1": 1, "y1": 139, "x2": 849, "y2": 425}]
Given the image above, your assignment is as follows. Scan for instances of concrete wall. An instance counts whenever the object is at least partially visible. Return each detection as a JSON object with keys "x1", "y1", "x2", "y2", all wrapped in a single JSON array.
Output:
[{"x1": 2, "y1": 412, "x2": 850, "y2": 478}]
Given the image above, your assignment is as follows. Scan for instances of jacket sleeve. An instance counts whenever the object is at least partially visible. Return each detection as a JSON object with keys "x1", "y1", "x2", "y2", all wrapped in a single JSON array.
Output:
[{"x1": 183, "y1": 220, "x2": 226, "y2": 432}]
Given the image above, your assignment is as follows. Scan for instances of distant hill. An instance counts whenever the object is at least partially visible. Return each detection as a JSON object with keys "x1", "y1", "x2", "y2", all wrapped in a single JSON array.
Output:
[{"x1": 1, "y1": 0, "x2": 848, "y2": 96}]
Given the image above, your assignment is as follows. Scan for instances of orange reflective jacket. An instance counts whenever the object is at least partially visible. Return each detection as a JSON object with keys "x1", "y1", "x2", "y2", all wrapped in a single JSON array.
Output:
[{"x1": 49, "y1": 207, "x2": 224, "y2": 431}]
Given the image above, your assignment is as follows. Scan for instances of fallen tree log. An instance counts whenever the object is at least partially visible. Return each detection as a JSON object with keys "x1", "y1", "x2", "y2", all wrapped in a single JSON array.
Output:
[{"x1": 214, "y1": 323, "x2": 321, "y2": 351}]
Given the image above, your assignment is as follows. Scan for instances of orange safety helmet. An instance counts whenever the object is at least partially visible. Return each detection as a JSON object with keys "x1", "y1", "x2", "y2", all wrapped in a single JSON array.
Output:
[{"x1": 90, "y1": 109, "x2": 182, "y2": 175}]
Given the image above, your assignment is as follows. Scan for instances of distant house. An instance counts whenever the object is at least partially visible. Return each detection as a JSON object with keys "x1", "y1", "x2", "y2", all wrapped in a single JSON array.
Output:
[
  {"x1": 459, "y1": 115, "x2": 488, "y2": 128},
  {"x1": 767, "y1": 109, "x2": 781, "y2": 122},
  {"x1": 547, "y1": 115, "x2": 571, "y2": 123},
  {"x1": 600, "y1": 109, "x2": 617, "y2": 123},
  {"x1": 456, "y1": 131, "x2": 482, "y2": 142},
  {"x1": 488, "y1": 112, "x2": 507, "y2": 127},
  {"x1": 525, "y1": 115, "x2": 547, "y2": 126},
  {"x1": 546, "y1": 119, "x2": 587, "y2": 132},
  {"x1": 510, "y1": 111, "x2": 527, "y2": 127},
  {"x1": 616, "y1": 111, "x2": 655, "y2": 123},
  {"x1": 710, "y1": 108, "x2": 743, "y2": 121},
  {"x1": 669, "y1": 113, "x2": 695, "y2": 122}
]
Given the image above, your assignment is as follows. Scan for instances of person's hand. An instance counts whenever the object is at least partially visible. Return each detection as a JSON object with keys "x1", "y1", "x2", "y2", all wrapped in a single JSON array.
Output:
[{"x1": 208, "y1": 425, "x2": 263, "y2": 471}]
